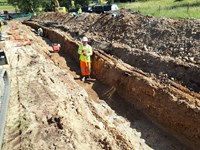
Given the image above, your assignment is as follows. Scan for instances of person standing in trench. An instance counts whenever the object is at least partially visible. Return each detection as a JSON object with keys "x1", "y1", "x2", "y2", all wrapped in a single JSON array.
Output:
[{"x1": 78, "y1": 36, "x2": 93, "y2": 82}]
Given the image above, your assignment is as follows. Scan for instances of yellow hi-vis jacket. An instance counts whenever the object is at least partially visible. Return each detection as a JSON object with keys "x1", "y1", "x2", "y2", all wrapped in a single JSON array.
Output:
[
  {"x1": 78, "y1": 8, "x2": 82, "y2": 14},
  {"x1": 78, "y1": 44, "x2": 93, "y2": 62}
]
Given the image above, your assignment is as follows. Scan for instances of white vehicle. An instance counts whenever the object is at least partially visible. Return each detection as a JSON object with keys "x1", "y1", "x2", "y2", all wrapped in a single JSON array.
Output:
[{"x1": 111, "y1": 4, "x2": 119, "y2": 11}]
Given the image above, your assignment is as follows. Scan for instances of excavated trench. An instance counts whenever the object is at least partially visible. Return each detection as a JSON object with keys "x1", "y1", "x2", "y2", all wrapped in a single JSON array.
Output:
[
  {"x1": 55, "y1": 25, "x2": 200, "y2": 92},
  {"x1": 33, "y1": 12, "x2": 200, "y2": 93},
  {"x1": 24, "y1": 21, "x2": 200, "y2": 150}
]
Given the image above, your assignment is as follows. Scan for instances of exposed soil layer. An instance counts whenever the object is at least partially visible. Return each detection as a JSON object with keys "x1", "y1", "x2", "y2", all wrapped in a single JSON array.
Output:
[
  {"x1": 33, "y1": 11, "x2": 200, "y2": 92},
  {"x1": 3, "y1": 21, "x2": 137, "y2": 150},
  {"x1": 2, "y1": 20, "x2": 194, "y2": 150},
  {"x1": 24, "y1": 21, "x2": 200, "y2": 150}
]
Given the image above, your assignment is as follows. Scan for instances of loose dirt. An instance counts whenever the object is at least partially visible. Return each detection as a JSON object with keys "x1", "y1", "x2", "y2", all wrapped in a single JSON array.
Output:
[
  {"x1": 1, "y1": 20, "x2": 191, "y2": 150},
  {"x1": 33, "y1": 10, "x2": 200, "y2": 92},
  {"x1": 35, "y1": 10, "x2": 200, "y2": 65}
]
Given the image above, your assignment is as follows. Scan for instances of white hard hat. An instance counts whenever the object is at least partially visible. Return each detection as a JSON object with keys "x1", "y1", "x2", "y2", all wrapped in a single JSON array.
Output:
[{"x1": 82, "y1": 36, "x2": 88, "y2": 42}]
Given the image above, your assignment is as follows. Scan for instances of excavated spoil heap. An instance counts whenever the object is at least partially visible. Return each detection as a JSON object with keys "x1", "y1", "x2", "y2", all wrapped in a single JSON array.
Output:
[
  {"x1": 25, "y1": 10, "x2": 200, "y2": 149},
  {"x1": 34, "y1": 10, "x2": 200, "y2": 92}
]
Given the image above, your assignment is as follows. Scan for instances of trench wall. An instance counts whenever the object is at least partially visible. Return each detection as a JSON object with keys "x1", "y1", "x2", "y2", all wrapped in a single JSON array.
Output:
[
  {"x1": 56, "y1": 25, "x2": 200, "y2": 92},
  {"x1": 105, "y1": 45, "x2": 200, "y2": 92},
  {"x1": 24, "y1": 21, "x2": 200, "y2": 149}
]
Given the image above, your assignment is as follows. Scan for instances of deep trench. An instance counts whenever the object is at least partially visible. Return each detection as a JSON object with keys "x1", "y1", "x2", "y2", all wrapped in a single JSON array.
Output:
[
  {"x1": 55, "y1": 25, "x2": 200, "y2": 93},
  {"x1": 56, "y1": 50, "x2": 191, "y2": 150},
  {"x1": 43, "y1": 37, "x2": 189, "y2": 150},
  {"x1": 24, "y1": 21, "x2": 200, "y2": 150}
]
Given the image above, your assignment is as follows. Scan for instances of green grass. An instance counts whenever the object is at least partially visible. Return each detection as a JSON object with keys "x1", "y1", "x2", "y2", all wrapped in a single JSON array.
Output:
[
  {"x1": 117, "y1": 0, "x2": 200, "y2": 19},
  {"x1": 0, "y1": 0, "x2": 7, "y2": 2},
  {"x1": 0, "y1": 0, "x2": 15, "y2": 11},
  {"x1": 0, "y1": 5, "x2": 15, "y2": 11}
]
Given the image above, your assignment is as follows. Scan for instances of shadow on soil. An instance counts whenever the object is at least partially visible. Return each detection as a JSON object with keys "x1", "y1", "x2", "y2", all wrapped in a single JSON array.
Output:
[
  {"x1": 40, "y1": 35, "x2": 190, "y2": 150},
  {"x1": 59, "y1": 50, "x2": 189, "y2": 150}
]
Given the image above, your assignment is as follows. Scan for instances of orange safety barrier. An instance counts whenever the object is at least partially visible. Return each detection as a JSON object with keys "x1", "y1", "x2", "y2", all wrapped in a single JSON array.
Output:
[
  {"x1": 9, "y1": 35, "x2": 28, "y2": 41},
  {"x1": 16, "y1": 40, "x2": 32, "y2": 47},
  {"x1": 9, "y1": 37, "x2": 15, "y2": 41},
  {"x1": 7, "y1": 30, "x2": 19, "y2": 35},
  {"x1": 15, "y1": 35, "x2": 28, "y2": 40}
]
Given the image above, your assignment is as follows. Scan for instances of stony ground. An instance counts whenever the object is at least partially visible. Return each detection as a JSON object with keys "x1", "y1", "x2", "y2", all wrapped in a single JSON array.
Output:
[
  {"x1": 0, "y1": 20, "x2": 190, "y2": 150},
  {"x1": 33, "y1": 10, "x2": 200, "y2": 94},
  {"x1": 35, "y1": 10, "x2": 200, "y2": 65}
]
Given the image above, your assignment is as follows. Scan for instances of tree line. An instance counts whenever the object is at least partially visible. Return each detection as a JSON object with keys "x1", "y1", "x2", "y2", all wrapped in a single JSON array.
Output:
[{"x1": 7, "y1": 0, "x2": 90, "y2": 13}]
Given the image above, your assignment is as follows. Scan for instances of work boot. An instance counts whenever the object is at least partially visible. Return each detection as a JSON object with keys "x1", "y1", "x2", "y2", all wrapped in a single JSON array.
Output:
[
  {"x1": 81, "y1": 76, "x2": 85, "y2": 82},
  {"x1": 86, "y1": 75, "x2": 91, "y2": 79}
]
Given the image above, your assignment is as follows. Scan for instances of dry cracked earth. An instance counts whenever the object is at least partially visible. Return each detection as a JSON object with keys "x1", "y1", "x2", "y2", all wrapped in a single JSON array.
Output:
[{"x1": 0, "y1": 10, "x2": 199, "y2": 150}]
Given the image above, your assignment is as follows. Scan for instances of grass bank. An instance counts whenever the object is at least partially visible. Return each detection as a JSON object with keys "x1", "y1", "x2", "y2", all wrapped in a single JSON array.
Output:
[
  {"x1": 0, "y1": 0, "x2": 15, "y2": 12},
  {"x1": 117, "y1": 0, "x2": 200, "y2": 19},
  {"x1": 0, "y1": 5, "x2": 15, "y2": 11}
]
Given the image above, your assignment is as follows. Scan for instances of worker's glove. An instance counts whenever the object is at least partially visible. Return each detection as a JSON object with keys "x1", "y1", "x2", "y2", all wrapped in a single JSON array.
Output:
[{"x1": 83, "y1": 53, "x2": 87, "y2": 56}]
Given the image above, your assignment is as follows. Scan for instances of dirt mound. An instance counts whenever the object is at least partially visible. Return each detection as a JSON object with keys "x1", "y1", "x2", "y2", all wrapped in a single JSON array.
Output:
[
  {"x1": 24, "y1": 21, "x2": 200, "y2": 150},
  {"x1": 2, "y1": 20, "x2": 192, "y2": 150},
  {"x1": 3, "y1": 22, "x2": 137, "y2": 150},
  {"x1": 33, "y1": 11, "x2": 200, "y2": 92},
  {"x1": 36, "y1": 10, "x2": 200, "y2": 65}
]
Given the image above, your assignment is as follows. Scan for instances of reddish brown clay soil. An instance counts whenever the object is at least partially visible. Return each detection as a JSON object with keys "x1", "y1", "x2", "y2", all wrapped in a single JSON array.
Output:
[
  {"x1": 2, "y1": 19, "x2": 195, "y2": 150},
  {"x1": 33, "y1": 10, "x2": 200, "y2": 92},
  {"x1": 1, "y1": 9, "x2": 199, "y2": 150},
  {"x1": 24, "y1": 20, "x2": 200, "y2": 150}
]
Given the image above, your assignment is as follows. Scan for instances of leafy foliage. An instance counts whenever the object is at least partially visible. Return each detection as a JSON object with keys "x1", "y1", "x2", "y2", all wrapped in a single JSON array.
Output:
[
  {"x1": 73, "y1": 0, "x2": 90, "y2": 7},
  {"x1": 8, "y1": 0, "x2": 91, "y2": 13},
  {"x1": 8, "y1": 0, "x2": 49, "y2": 13},
  {"x1": 107, "y1": 0, "x2": 114, "y2": 4}
]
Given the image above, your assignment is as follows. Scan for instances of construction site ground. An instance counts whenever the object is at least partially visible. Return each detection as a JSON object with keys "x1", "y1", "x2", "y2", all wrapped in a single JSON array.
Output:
[{"x1": 1, "y1": 10, "x2": 200, "y2": 150}]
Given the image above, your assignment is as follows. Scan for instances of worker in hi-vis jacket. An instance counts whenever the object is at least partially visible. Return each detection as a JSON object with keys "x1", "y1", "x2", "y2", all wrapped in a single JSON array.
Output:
[{"x1": 78, "y1": 36, "x2": 93, "y2": 82}]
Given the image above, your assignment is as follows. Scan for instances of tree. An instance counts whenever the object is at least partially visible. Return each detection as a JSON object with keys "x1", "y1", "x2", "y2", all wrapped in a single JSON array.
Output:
[
  {"x1": 107, "y1": 0, "x2": 114, "y2": 4},
  {"x1": 74, "y1": 0, "x2": 90, "y2": 7},
  {"x1": 8, "y1": 0, "x2": 49, "y2": 13},
  {"x1": 8, "y1": 0, "x2": 91, "y2": 13}
]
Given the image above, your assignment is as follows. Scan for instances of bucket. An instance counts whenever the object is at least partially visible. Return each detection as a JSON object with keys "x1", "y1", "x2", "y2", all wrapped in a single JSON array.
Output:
[{"x1": 52, "y1": 43, "x2": 61, "y2": 52}]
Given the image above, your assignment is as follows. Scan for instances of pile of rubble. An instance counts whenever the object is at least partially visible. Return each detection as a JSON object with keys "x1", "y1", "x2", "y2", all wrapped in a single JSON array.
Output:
[{"x1": 35, "y1": 10, "x2": 200, "y2": 64}]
